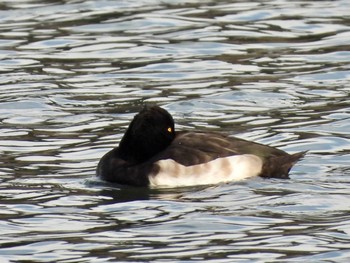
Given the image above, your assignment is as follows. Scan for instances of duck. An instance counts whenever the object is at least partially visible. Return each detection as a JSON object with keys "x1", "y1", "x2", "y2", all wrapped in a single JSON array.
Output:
[{"x1": 97, "y1": 106, "x2": 306, "y2": 187}]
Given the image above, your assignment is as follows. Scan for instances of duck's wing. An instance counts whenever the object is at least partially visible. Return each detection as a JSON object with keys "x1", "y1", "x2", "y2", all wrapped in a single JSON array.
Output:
[{"x1": 151, "y1": 131, "x2": 287, "y2": 166}]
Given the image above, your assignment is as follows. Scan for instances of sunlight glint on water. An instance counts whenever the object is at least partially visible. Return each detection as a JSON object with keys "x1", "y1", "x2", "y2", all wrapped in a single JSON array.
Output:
[{"x1": 0, "y1": 0, "x2": 349, "y2": 262}]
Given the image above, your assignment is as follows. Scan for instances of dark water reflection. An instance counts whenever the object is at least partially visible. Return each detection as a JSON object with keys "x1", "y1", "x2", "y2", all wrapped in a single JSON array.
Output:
[{"x1": 1, "y1": 0, "x2": 350, "y2": 262}]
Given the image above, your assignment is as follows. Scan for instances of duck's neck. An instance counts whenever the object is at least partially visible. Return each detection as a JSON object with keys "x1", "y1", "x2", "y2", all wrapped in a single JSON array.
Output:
[
  {"x1": 118, "y1": 131, "x2": 169, "y2": 164},
  {"x1": 118, "y1": 129, "x2": 140, "y2": 163}
]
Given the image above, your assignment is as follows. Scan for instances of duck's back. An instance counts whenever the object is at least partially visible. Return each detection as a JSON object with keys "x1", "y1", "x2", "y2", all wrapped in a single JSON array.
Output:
[{"x1": 150, "y1": 131, "x2": 287, "y2": 166}]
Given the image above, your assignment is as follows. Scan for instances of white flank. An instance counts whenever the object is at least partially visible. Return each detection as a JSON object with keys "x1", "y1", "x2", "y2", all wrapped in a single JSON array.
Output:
[{"x1": 149, "y1": 154, "x2": 263, "y2": 188}]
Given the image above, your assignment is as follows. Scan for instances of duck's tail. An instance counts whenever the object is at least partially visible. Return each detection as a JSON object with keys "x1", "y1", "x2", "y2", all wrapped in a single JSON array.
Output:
[{"x1": 260, "y1": 151, "x2": 307, "y2": 179}]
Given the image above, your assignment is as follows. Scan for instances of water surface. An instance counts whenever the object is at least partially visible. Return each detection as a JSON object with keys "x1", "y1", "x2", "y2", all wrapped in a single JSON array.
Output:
[{"x1": 0, "y1": 0, "x2": 349, "y2": 262}]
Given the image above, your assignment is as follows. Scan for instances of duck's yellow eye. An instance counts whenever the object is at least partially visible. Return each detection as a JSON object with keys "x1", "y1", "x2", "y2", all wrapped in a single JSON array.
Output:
[{"x1": 167, "y1": 127, "x2": 172, "y2": 133}]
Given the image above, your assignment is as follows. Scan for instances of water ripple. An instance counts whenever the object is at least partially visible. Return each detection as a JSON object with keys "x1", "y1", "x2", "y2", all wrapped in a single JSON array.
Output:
[{"x1": 0, "y1": 0, "x2": 349, "y2": 262}]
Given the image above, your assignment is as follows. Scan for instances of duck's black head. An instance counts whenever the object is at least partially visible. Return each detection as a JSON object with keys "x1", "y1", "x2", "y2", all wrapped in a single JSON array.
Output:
[{"x1": 118, "y1": 106, "x2": 176, "y2": 163}]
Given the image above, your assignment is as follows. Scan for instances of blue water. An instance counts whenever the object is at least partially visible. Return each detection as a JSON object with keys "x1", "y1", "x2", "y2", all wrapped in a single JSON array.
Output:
[{"x1": 0, "y1": 0, "x2": 349, "y2": 262}]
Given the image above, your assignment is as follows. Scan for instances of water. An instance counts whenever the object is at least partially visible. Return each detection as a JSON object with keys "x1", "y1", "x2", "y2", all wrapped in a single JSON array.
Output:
[{"x1": 0, "y1": 0, "x2": 349, "y2": 262}]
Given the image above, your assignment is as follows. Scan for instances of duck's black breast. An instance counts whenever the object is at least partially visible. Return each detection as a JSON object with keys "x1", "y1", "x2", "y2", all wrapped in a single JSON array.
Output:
[{"x1": 97, "y1": 148, "x2": 155, "y2": 186}]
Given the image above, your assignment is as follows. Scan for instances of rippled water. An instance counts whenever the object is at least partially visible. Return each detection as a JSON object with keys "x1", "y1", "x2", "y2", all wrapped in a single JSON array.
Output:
[{"x1": 0, "y1": 0, "x2": 349, "y2": 262}]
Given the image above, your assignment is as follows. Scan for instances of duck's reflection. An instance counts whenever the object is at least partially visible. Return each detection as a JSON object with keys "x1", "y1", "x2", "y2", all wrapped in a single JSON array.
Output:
[{"x1": 87, "y1": 178, "x2": 210, "y2": 203}]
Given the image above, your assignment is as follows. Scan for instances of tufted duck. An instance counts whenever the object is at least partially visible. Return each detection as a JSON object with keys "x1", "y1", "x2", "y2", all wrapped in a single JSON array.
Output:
[{"x1": 97, "y1": 106, "x2": 306, "y2": 187}]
